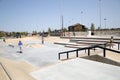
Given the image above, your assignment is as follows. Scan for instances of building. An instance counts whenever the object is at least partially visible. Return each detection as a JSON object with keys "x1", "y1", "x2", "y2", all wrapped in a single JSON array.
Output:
[{"x1": 68, "y1": 23, "x2": 87, "y2": 31}]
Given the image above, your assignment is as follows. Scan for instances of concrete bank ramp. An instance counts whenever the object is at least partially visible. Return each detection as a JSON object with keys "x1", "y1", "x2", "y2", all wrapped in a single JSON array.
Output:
[
  {"x1": 31, "y1": 58, "x2": 120, "y2": 80},
  {"x1": 0, "y1": 57, "x2": 38, "y2": 80}
]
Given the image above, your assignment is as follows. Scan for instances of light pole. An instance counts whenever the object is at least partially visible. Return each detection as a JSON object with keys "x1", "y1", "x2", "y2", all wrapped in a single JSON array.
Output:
[
  {"x1": 104, "y1": 18, "x2": 107, "y2": 29},
  {"x1": 59, "y1": 0, "x2": 64, "y2": 35},
  {"x1": 81, "y1": 11, "x2": 83, "y2": 24},
  {"x1": 99, "y1": 0, "x2": 101, "y2": 29},
  {"x1": 61, "y1": 15, "x2": 64, "y2": 31}
]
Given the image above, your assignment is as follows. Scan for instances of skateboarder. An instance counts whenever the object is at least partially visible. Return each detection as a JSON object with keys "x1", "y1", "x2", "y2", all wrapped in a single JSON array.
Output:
[
  {"x1": 18, "y1": 41, "x2": 23, "y2": 53},
  {"x1": 109, "y1": 36, "x2": 114, "y2": 48}
]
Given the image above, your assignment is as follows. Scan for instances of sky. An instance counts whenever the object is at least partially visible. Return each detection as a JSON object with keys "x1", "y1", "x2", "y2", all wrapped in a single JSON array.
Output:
[{"x1": 0, "y1": 0, "x2": 120, "y2": 32}]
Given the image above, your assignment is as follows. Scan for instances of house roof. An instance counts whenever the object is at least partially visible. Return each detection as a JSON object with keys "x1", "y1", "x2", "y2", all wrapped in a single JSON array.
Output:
[{"x1": 69, "y1": 23, "x2": 83, "y2": 27}]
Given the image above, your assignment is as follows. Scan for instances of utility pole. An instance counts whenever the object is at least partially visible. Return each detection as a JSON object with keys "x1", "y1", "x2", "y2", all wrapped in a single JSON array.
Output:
[
  {"x1": 59, "y1": 0, "x2": 64, "y2": 36},
  {"x1": 104, "y1": 18, "x2": 107, "y2": 29},
  {"x1": 61, "y1": 15, "x2": 64, "y2": 31},
  {"x1": 81, "y1": 11, "x2": 83, "y2": 24},
  {"x1": 99, "y1": 0, "x2": 102, "y2": 29}
]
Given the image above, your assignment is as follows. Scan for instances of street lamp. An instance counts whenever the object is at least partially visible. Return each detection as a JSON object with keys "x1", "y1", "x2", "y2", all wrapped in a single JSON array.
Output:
[
  {"x1": 99, "y1": 0, "x2": 101, "y2": 29},
  {"x1": 81, "y1": 11, "x2": 83, "y2": 24},
  {"x1": 104, "y1": 18, "x2": 107, "y2": 29}
]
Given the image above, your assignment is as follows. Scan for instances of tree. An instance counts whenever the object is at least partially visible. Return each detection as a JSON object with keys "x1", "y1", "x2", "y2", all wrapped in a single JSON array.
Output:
[
  {"x1": 32, "y1": 31, "x2": 37, "y2": 35},
  {"x1": 0, "y1": 31, "x2": 5, "y2": 37},
  {"x1": 12, "y1": 32, "x2": 16, "y2": 37},
  {"x1": 21, "y1": 32, "x2": 28, "y2": 36},
  {"x1": 63, "y1": 28, "x2": 67, "y2": 32},
  {"x1": 38, "y1": 31, "x2": 41, "y2": 36},
  {"x1": 91, "y1": 23, "x2": 95, "y2": 31},
  {"x1": 48, "y1": 27, "x2": 51, "y2": 35}
]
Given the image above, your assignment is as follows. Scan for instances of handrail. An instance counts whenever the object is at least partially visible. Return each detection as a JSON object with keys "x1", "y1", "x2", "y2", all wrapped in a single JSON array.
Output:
[
  {"x1": 58, "y1": 42, "x2": 120, "y2": 60},
  {"x1": 58, "y1": 45, "x2": 97, "y2": 60},
  {"x1": 97, "y1": 46, "x2": 120, "y2": 53},
  {"x1": 0, "y1": 62, "x2": 12, "y2": 80}
]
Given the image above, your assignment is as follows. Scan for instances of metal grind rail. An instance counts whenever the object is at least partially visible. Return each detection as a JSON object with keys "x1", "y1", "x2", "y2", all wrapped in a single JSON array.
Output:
[
  {"x1": 58, "y1": 42, "x2": 120, "y2": 60},
  {"x1": 0, "y1": 62, "x2": 12, "y2": 80}
]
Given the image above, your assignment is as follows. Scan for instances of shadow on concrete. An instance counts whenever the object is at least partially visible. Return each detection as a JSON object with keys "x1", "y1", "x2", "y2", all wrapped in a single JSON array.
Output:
[{"x1": 81, "y1": 55, "x2": 120, "y2": 67}]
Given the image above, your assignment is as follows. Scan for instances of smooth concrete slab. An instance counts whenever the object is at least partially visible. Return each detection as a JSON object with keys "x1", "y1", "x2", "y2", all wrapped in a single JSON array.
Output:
[{"x1": 31, "y1": 58, "x2": 120, "y2": 80}]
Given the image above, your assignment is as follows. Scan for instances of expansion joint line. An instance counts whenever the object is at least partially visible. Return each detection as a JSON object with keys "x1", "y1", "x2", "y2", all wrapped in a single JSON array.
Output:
[{"x1": 0, "y1": 62, "x2": 12, "y2": 80}]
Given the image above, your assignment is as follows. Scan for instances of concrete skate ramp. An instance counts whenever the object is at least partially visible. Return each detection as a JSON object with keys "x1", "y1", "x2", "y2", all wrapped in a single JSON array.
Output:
[
  {"x1": 81, "y1": 55, "x2": 120, "y2": 67},
  {"x1": 31, "y1": 58, "x2": 120, "y2": 80}
]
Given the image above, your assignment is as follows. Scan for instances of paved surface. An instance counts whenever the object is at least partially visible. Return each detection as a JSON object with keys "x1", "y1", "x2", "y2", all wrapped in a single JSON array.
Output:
[
  {"x1": 0, "y1": 57, "x2": 38, "y2": 80},
  {"x1": 31, "y1": 58, "x2": 120, "y2": 80},
  {"x1": 0, "y1": 37, "x2": 120, "y2": 80},
  {"x1": 0, "y1": 41, "x2": 74, "y2": 67},
  {"x1": 0, "y1": 64, "x2": 10, "y2": 80}
]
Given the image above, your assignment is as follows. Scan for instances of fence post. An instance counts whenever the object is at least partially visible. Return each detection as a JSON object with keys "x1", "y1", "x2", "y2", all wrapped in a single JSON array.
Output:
[
  {"x1": 118, "y1": 43, "x2": 120, "y2": 50},
  {"x1": 58, "y1": 53, "x2": 60, "y2": 60},
  {"x1": 85, "y1": 49, "x2": 86, "y2": 53},
  {"x1": 67, "y1": 52, "x2": 69, "y2": 59},
  {"x1": 88, "y1": 48, "x2": 90, "y2": 56},
  {"x1": 76, "y1": 50, "x2": 78, "y2": 57},
  {"x1": 94, "y1": 48, "x2": 95, "y2": 52},
  {"x1": 103, "y1": 48, "x2": 106, "y2": 57},
  {"x1": 104, "y1": 43, "x2": 106, "y2": 48}
]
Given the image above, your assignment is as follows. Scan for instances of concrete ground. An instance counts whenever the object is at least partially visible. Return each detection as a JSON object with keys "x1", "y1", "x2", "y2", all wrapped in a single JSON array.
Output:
[{"x1": 0, "y1": 36, "x2": 120, "y2": 80}]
